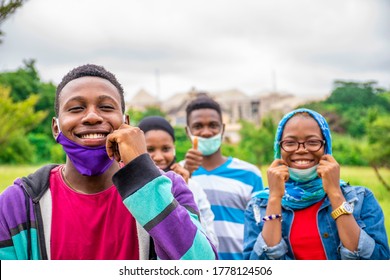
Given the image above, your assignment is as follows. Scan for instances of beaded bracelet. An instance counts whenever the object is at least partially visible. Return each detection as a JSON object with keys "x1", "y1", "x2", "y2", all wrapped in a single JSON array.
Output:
[{"x1": 262, "y1": 214, "x2": 282, "y2": 222}]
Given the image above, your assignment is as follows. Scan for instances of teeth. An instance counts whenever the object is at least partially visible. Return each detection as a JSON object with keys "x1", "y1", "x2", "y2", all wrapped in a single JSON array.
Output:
[
  {"x1": 81, "y1": 133, "x2": 106, "y2": 139},
  {"x1": 295, "y1": 160, "x2": 310, "y2": 165}
]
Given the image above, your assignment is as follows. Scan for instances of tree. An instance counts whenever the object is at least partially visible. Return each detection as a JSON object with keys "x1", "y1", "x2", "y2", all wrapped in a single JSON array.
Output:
[
  {"x1": 0, "y1": 59, "x2": 56, "y2": 136},
  {"x1": 365, "y1": 111, "x2": 390, "y2": 191},
  {"x1": 0, "y1": 85, "x2": 47, "y2": 163},
  {"x1": 325, "y1": 80, "x2": 390, "y2": 137},
  {"x1": 0, "y1": 0, "x2": 28, "y2": 44},
  {"x1": 238, "y1": 117, "x2": 276, "y2": 167},
  {"x1": 173, "y1": 126, "x2": 192, "y2": 161},
  {"x1": 0, "y1": 59, "x2": 40, "y2": 102},
  {"x1": 127, "y1": 106, "x2": 166, "y2": 126}
]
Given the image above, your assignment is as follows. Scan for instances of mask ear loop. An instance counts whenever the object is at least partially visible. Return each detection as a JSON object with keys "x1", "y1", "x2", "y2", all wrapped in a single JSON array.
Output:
[
  {"x1": 55, "y1": 118, "x2": 62, "y2": 133},
  {"x1": 186, "y1": 127, "x2": 196, "y2": 142},
  {"x1": 123, "y1": 115, "x2": 126, "y2": 123}
]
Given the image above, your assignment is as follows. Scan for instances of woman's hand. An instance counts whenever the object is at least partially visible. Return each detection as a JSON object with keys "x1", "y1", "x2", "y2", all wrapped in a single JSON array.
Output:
[
  {"x1": 317, "y1": 155, "x2": 342, "y2": 198},
  {"x1": 267, "y1": 159, "x2": 289, "y2": 199},
  {"x1": 170, "y1": 163, "x2": 190, "y2": 183}
]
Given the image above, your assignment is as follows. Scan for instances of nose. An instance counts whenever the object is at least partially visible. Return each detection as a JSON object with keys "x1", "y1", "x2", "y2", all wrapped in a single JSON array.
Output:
[
  {"x1": 151, "y1": 150, "x2": 164, "y2": 163},
  {"x1": 81, "y1": 109, "x2": 103, "y2": 125},
  {"x1": 199, "y1": 127, "x2": 214, "y2": 138}
]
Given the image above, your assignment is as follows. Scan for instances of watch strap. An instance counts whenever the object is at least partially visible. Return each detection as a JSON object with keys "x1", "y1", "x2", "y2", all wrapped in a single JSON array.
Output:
[{"x1": 331, "y1": 202, "x2": 352, "y2": 220}]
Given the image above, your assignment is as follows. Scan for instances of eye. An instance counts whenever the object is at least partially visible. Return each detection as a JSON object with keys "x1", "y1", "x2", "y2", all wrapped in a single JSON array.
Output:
[
  {"x1": 209, "y1": 123, "x2": 221, "y2": 130},
  {"x1": 68, "y1": 106, "x2": 84, "y2": 112},
  {"x1": 192, "y1": 123, "x2": 202, "y2": 130},
  {"x1": 147, "y1": 147, "x2": 155, "y2": 153},
  {"x1": 100, "y1": 104, "x2": 115, "y2": 111},
  {"x1": 283, "y1": 141, "x2": 297, "y2": 147},
  {"x1": 162, "y1": 146, "x2": 172, "y2": 153},
  {"x1": 190, "y1": 124, "x2": 203, "y2": 133},
  {"x1": 306, "y1": 140, "x2": 321, "y2": 146}
]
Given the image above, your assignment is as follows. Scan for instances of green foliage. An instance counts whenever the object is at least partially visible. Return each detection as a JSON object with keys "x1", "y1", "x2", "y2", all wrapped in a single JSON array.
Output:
[
  {"x1": 127, "y1": 106, "x2": 166, "y2": 126},
  {"x1": 304, "y1": 81, "x2": 390, "y2": 168},
  {"x1": 365, "y1": 115, "x2": 390, "y2": 168},
  {"x1": 329, "y1": 80, "x2": 385, "y2": 104},
  {"x1": 31, "y1": 81, "x2": 56, "y2": 135},
  {"x1": 324, "y1": 81, "x2": 390, "y2": 137},
  {"x1": 0, "y1": 60, "x2": 56, "y2": 136},
  {"x1": 50, "y1": 144, "x2": 66, "y2": 164},
  {"x1": 0, "y1": 86, "x2": 47, "y2": 163},
  {"x1": 173, "y1": 126, "x2": 192, "y2": 161},
  {"x1": 0, "y1": 134, "x2": 36, "y2": 164},
  {"x1": 27, "y1": 133, "x2": 56, "y2": 163},
  {"x1": 331, "y1": 133, "x2": 369, "y2": 166},
  {"x1": 0, "y1": 61, "x2": 57, "y2": 163},
  {"x1": 237, "y1": 118, "x2": 276, "y2": 167},
  {"x1": 0, "y1": 59, "x2": 40, "y2": 101}
]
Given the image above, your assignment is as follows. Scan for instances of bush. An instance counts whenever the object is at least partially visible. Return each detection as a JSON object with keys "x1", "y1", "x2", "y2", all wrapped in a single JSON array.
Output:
[
  {"x1": 50, "y1": 144, "x2": 66, "y2": 163},
  {"x1": 28, "y1": 133, "x2": 56, "y2": 163},
  {"x1": 332, "y1": 134, "x2": 369, "y2": 166},
  {"x1": 0, "y1": 136, "x2": 36, "y2": 164}
]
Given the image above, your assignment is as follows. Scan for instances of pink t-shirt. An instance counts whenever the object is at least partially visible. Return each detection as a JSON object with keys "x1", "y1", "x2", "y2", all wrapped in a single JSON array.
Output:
[
  {"x1": 50, "y1": 166, "x2": 139, "y2": 260},
  {"x1": 290, "y1": 199, "x2": 326, "y2": 260}
]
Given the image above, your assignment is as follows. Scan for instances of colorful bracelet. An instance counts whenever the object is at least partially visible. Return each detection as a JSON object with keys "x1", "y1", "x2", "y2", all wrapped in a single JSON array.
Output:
[{"x1": 262, "y1": 214, "x2": 282, "y2": 222}]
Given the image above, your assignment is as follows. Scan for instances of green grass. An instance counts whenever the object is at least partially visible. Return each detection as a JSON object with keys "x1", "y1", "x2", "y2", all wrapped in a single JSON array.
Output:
[
  {"x1": 1, "y1": 164, "x2": 389, "y2": 246},
  {"x1": 339, "y1": 166, "x2": 390, "y2": 247},
  {"x1": 0, "y1": 165, "x2": 42, "y2": 191}
]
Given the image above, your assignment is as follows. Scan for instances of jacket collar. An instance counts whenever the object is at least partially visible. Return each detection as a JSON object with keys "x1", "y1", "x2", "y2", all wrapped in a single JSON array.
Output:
[{"x1": 21, "y1": 164, "x2": 59, "y2": 203}]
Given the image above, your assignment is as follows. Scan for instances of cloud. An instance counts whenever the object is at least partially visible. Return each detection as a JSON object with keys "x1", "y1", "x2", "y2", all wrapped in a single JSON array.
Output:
[{"x1": 0, "y1": 0, "x2": 389, "y2": 101}]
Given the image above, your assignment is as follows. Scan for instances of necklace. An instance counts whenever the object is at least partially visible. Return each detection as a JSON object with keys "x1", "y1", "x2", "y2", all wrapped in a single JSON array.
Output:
[{"x1": 61, "y1": 166, "x2": 85, "y2": 193}]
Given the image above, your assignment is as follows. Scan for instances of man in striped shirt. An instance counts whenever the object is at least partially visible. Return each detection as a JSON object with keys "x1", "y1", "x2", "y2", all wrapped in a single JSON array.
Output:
[{"x1": 183, "y1": 95, "x2": 264, "y2": 260}]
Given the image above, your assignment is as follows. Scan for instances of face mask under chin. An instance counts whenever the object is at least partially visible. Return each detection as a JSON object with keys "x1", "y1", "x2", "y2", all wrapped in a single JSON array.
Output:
[
  {"x1": 288, "y1": 164, "x2": 319, "y2": 183},
  {"x1": 54, "y1": 116, "x2": 128, "y2": 176},
  {"x1": 56, "y1": 132, "x2": 114, "y2": 176}
]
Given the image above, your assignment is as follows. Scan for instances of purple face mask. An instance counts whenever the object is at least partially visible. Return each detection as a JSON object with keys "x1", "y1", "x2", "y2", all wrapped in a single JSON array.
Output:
[{"x1": 56, "y1": 132, "x2": 114, "y2": 176}]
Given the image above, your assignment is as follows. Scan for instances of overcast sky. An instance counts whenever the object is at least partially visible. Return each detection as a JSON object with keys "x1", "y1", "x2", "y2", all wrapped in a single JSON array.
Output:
[{"x1": 0, "y1": 0, "x2": 389, "y2": 101}]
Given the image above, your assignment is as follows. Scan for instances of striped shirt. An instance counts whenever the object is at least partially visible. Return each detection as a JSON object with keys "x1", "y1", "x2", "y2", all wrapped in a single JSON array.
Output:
[{"x1": 191, "y1": 157, "x2": 263, "y2": 260}]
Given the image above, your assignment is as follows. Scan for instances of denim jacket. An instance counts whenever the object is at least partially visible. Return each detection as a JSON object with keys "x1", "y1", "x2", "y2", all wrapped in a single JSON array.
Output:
[{"x1": 243, "y1": 184, "x2": 390, "y2": 260}]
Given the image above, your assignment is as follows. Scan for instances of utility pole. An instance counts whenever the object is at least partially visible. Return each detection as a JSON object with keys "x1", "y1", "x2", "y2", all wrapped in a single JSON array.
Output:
[
  {"x1": 272, "y1": 69, "x2": 277, "y2": 93},
  {"x1": 155, "y1": 68, "x2": 160, "y2": 99}
]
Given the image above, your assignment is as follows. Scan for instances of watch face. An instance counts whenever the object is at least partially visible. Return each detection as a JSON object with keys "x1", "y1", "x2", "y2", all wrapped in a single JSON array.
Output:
[{"x1": 344, "y1": 202, "x2": 353, "y2": 213}]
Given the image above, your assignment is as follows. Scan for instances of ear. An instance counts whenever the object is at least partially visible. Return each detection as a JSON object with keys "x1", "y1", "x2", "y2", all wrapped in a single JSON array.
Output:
[
  {"x1": 221, "y1": 123, "x2": 226, "y2": 136},
  {"x1": 52, "y1": 117, "x2": 60, "y2": 139},
  {"x1": 123, "y1": 114, "x2": 130, "y2": 124},
  {"x1": 185, "y1": 126, "x2": 191, "y2": 139}
]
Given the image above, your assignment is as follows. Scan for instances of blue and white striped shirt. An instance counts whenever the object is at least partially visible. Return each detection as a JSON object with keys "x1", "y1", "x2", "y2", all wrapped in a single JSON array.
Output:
[{"x1": 191, "y1": 157, "x2": 264, "y2": 260}]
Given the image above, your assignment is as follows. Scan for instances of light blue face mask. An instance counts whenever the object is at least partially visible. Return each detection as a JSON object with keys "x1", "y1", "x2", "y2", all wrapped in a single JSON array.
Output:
[
  {"x1": 191, "y1": 133, "x2": 222, "y2": 156},
  {"x1": 288, "y1": 164, "x2": 319, "y2": 183}
]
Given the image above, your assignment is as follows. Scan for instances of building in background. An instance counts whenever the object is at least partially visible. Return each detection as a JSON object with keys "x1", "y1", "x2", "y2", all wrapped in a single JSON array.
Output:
[{"x1": 126, "y1": 88, "x2": 326, "y2": 143}]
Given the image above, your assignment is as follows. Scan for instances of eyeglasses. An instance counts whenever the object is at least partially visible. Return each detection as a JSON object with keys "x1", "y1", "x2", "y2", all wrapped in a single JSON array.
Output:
[{"x1": 279, "y1": 139, "x2": 325, "y2": 153}]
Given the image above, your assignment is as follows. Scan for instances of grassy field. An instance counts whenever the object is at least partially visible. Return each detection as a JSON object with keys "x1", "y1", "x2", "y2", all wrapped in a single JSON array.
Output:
[{"x1": 1, "y1": 164, "x2": 389, "y2": 246}]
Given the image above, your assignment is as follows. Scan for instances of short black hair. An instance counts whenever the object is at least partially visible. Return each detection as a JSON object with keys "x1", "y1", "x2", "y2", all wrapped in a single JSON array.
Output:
[
  {"x1": 185, "y1": 95, "x2": 222, "y2": 125},
  {"x1": 55, "y1": 64, "x2": 125, "y2": 116},
  {"x1": 138, "y1": 116, "x2": 175, "y2": 142}
]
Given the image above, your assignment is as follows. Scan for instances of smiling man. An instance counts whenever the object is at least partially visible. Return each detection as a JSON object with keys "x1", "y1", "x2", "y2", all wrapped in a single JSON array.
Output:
[{"x1": 0, "y1": 64, "x2": 217, "y2": 260}]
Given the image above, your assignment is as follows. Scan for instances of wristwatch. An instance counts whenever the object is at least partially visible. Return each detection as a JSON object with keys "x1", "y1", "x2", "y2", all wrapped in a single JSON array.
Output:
[{"x1": 331, "y1": 201, "x2": 354, "y2": 220}]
